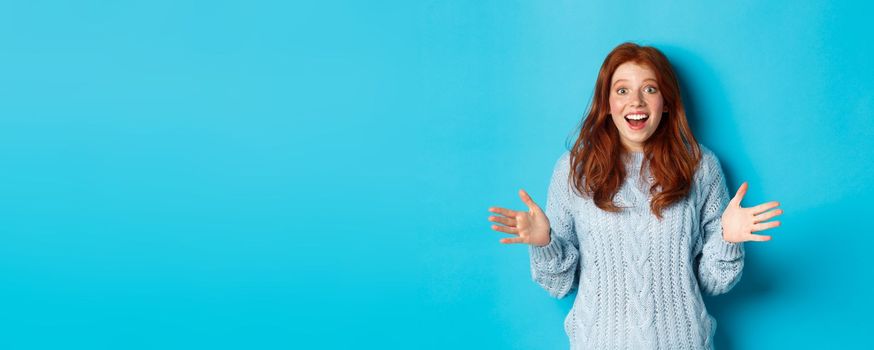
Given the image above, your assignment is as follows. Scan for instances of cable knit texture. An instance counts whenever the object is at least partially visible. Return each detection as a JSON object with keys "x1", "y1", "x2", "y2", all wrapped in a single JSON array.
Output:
[{"x1": 529, "y1": 144, "x2": 743, "y2": 350}]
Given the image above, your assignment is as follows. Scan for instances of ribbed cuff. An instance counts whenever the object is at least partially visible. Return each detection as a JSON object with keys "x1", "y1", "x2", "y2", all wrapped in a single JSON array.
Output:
[
  {"x1": 712, "y1": 218, "x2": 744, "y2": 260},
  {"x1": 713, "y1": 236, "x2": 744, "y2": 260},
  {"x1": 529, "y1": 228, "x2": 562, "y2": 261}
]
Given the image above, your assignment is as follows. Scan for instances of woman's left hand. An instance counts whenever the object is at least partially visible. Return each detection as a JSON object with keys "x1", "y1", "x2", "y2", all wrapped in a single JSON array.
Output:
[{"x1": 721, "y1": 182, "x2": 783, "y2": 243}]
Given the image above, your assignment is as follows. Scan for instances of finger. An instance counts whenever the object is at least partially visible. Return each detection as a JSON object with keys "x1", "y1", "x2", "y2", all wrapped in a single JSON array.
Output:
[
  {"x1": 489, "y1": 206, "x2": 518, "y2": 218},
  {"x1": 750, "y1": 201, "x2": 781, "y2": 215},
  {"x1": 518, "y1": 189, "x2": 539, "y2": 210},
  {"x1": 491, "y1": 224, "x2": 519, "y2": 235},
  {"x1": 746, "y1": 233, "x2": 772, "y2": 242},
  {"x1": 753, "y1": 208, "x2": 783, "y2": 223},
  {"x1": 489, "y1": 215, "x2": 517, "y2": 227},
  {"x1": 731, "y1": 182, "x2": 748, "y2": 206},
  {"x1": 752, "y1": 220, "x2": 781, "y2": 232},
  {"x1": 500, "y1": 237, "x2": 527, "y2": 244}
]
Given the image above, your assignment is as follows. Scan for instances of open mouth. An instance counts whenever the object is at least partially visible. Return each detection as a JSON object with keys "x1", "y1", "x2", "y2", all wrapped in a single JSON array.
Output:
[{"x1": 624, "y1": 113, "x2": 648, "y2": 130}]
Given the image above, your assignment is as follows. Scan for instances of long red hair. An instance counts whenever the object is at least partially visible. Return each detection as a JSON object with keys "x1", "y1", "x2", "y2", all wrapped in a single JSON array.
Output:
[{"x1": 569, "y1": 42, "x2": 701, "y2": 220}]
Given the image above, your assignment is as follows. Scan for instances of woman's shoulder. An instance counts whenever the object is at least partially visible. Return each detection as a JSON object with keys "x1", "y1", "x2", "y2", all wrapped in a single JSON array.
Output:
[
  {"x1": 553, "y1": 150, "x2": 573, "y2": 173},
  {"x1": 694, "y1": 143, "x2": 725, "y2": 183},
  {"x1": 549, "y1": 150, "x2": 579, "y2": 189},
  {"x1": 698, "y1": 143, "x2": 719, "y2": 165}
]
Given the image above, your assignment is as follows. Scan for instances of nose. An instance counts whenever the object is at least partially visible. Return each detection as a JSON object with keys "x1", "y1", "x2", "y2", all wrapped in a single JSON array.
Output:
[{"x1": 631, "y1": 90, "x2": 646, "y2": 107}]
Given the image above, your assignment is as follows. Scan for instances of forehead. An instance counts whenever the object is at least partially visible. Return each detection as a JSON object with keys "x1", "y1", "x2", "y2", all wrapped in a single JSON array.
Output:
[{"x1": 611, "y1": 62, "x2": 657, "y2": 83}]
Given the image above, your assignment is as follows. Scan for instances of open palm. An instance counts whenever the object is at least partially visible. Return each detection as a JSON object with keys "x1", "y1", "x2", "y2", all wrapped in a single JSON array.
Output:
[
  {"x1": 488, "y1": 189, "x2": 551, "y2": 247},
  {"x1": 721, "y1": 182, "x2": 784, "y2": 243}
]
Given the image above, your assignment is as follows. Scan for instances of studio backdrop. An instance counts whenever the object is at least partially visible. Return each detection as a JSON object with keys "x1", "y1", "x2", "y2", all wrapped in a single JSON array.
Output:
[{"x1": 1, "y1": 1, "x2": 871, "y2": 349}]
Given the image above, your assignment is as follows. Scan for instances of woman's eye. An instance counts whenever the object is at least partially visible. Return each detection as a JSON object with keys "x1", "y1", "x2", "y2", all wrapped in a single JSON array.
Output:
[
  {"x1": 617, "y1": 88, "x2": 628, "y2": 94},
  {"x1": 645, "y1": 86, "x2": 658, "y2": 93}
]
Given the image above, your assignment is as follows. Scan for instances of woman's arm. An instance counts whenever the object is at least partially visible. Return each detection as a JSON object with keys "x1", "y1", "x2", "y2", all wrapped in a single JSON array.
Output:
[
  {"x1": 529, "y1": 152, "x2": 580, "y2": 299},
  {"x1": 695, "y1": 152, "x2": 745, "y2": 296}
]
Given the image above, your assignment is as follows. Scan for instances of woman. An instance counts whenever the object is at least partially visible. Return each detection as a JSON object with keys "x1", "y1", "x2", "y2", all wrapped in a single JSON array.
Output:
[{"x1": 487, "y1": 42, "x2": 783, "y2": 349}]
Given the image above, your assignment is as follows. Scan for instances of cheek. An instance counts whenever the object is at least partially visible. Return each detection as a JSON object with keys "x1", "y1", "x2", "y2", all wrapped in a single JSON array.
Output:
[
  {"x1": 609, "y1": 96, "x2": 623, "y2": 113},
  {"x1": 649, "y1": 113, "x2": 664, "y2": 129},
  {"x1": 648, "y1": 95, "x2": 665, "y2": 111},
  {"x1": 650, "y1": 115, "x2": 662, "y2": 127}
]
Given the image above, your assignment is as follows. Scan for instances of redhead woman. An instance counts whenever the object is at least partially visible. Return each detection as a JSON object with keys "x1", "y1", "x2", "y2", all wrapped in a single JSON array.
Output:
[{"x1": 487, "y1": 42, "x2": 783, "y2": 350}]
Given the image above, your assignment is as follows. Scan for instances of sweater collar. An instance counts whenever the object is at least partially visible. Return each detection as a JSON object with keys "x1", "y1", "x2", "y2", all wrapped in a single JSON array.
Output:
[
  {"x1": 623, "y1": 151, "x2": 645, "y2": 172},
  {"x1": 619, "y1": 151, "x2": 654, "y2": 208}
]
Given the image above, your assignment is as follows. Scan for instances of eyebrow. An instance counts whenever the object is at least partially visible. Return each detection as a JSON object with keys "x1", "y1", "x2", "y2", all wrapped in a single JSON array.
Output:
[{"x1": 612, "y1": 78, "x2": 658, "y2": 87}]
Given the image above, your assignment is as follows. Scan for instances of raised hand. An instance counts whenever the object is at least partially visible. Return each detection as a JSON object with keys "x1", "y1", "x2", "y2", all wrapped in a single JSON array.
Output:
[
  {"x1": 721, "y1": 182, "x2": 783, "y2": 243},
  {"x1": 488, "y1": 189, "x2": 551, "y2": 246}
]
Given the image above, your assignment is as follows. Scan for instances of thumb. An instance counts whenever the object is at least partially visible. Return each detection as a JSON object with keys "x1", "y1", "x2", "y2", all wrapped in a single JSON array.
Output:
[
  {"x1": 519, "y1": 189, "x2": 538, "y2": 210},
  {"x1": 731, "y1": 182, "x2": 748, "y2": 206}
]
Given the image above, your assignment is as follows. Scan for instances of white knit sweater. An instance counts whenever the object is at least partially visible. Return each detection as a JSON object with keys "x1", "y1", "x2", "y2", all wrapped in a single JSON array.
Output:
[{"x1": 529, "y1": 144, "x2": 743, "y2": 350}]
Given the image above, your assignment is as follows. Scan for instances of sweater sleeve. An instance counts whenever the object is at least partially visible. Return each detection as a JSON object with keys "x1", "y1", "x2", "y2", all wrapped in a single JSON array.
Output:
[
  {"x1": 695, "y1": 150, "x2": 745, "y2": 296},
  {"x1": 528, "y1": 152, "x2": 580, "y2": 299}
]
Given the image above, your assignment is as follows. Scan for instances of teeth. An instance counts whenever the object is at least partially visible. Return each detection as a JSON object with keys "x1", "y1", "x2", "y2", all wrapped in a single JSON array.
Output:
[{"x1": 625, "y1": 113, "x2": 648, "y2": 120}]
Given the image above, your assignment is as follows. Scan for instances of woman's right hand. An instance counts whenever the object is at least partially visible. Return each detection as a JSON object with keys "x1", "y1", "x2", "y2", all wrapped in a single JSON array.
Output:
[{"x1": 488, "y1": 189, "x2": 551, "y2": 247}]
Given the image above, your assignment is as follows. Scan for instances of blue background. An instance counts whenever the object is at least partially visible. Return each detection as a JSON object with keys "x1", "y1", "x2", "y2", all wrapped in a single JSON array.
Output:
[{"x1": 1, "y1": 1, "x2": 872, "y2": 349}]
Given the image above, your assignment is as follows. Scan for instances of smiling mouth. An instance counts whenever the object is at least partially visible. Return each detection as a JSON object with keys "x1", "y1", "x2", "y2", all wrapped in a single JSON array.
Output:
[{"x1": 624, "y1": 113, "x2": 649, "y2": 130}]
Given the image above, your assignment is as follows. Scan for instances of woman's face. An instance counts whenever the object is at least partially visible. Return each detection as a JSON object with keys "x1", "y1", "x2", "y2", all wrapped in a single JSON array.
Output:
[{"x1": 609, "y1": 61, "x2": 666, "y2": 152}]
